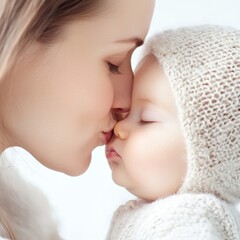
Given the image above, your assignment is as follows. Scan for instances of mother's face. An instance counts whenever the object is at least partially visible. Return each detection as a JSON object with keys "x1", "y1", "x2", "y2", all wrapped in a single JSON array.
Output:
[{"x1": 0, "y1": 0, "x2": 155, "y2": 175}]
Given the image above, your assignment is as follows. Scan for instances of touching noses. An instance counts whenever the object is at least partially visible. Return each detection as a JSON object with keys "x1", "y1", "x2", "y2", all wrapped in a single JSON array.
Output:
[
  {"x1": 111, "y1": 64, "x2": 133, "y2": 121},
  {"x1": 114, "y1": 120, "x2": 129, "y2": 140}
]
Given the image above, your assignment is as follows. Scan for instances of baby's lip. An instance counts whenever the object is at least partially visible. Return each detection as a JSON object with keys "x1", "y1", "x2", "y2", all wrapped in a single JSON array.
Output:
[{"x1": 105, "y1": 145, "x2": 121, "y2": 161}]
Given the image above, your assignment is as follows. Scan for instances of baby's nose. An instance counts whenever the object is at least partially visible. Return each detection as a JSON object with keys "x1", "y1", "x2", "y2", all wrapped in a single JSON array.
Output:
[{"x1": 114, "y1": 120, "x2": 129, "y2": 140}]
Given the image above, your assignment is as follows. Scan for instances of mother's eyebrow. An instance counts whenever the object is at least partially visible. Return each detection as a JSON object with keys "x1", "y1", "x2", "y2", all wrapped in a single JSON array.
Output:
[{"x1": 116, "y1": 37, "x2": 144, "y2": 47}]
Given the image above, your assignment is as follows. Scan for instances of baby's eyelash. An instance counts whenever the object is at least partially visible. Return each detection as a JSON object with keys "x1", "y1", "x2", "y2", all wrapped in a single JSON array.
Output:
[
  {"x1": 139, "y1": 120, "x2": 155, "y2": 125},
  {"x1": 107, "y1": 61, "x2": 121, "y2": 74}
]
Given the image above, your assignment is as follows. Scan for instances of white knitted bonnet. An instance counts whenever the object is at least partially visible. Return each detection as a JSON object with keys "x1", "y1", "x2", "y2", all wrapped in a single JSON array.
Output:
[{"x1": 145, "y1": 25, "x2": 240, "y2": 203}]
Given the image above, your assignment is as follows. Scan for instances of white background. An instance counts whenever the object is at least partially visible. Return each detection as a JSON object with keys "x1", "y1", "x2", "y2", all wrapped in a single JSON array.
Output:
[{"x1": 5, "y1": 1, "x2": 240, "y2": 239}]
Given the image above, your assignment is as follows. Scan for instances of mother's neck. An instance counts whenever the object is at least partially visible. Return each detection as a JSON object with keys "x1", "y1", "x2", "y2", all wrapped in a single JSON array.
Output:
[{"x1": 0, "y1": 125, "x2": 10, "y2": 154}]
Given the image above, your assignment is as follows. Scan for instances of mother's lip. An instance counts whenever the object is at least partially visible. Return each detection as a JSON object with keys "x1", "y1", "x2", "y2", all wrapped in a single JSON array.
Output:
[{"x1": 102, "y1": 131, "x2": 113, "y2": 144}]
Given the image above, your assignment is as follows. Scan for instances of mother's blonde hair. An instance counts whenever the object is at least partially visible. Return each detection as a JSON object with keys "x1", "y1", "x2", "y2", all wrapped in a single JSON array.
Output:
[
  {"x1": 0, "y1": 0, "x2": 103, "y2": 81},
  {"x1": 0, "y1": 0, "x2": 43, "y2": 81},
  {"x1": 0, "y1": 0, "x2": 103, "y2": 238}
]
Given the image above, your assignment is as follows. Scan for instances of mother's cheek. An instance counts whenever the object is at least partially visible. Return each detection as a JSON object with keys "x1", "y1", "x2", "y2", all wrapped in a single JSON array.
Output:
[{"x1": 91, "y1": 79, "x2": 114, "y2": 117}]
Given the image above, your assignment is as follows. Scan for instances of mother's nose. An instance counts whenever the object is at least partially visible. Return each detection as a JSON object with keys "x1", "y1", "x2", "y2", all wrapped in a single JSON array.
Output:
[{"x1": 111, "y1": 68, "x2": 133, "y2": 119}]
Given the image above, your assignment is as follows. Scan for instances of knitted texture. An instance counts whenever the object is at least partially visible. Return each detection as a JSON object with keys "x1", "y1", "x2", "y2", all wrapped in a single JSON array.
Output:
[
  {"x1": 107, "y1": 194, "x2": 240, "y2": 240},
  {"x1": 145, "y1": 25, "x2": 240, "y2": 203},
  {"x1": 0, "y1": 152, "x2": 61, "y2": 240}
]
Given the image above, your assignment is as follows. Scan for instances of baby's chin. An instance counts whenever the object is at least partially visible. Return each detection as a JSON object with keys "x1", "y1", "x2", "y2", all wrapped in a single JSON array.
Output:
[
  {"x1": 126, "y1": 188, "x2": 158, "y2": 202},
  {"x1": 127, "y1": 187, "x2": 177, "y2": 203}
]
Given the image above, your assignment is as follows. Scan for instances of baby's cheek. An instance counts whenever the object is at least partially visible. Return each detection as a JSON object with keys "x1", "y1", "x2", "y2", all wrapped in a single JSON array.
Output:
[
  {"x1": 124, "y1": 134, "x2": 153, "y2": 175},
  {"x1": 125, "y1": 133, "x2": 145, "y2": 156}
]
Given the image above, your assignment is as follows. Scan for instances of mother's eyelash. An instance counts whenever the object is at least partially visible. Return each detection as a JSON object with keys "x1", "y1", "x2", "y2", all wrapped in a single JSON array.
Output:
[{"x1": 107, "y1": 61, "x2": 121, "y2": 74}]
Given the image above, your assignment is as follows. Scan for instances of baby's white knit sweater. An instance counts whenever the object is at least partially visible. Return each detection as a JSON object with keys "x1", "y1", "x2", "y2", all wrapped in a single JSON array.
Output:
[{"x1": 107, "y1": 194, "x2": 240, "y2": 240}]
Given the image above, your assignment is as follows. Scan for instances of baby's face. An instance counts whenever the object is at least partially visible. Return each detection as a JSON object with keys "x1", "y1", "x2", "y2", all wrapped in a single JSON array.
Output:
[{"x1": 106, "y1": 55, "x2": 187, "y2": 202}]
